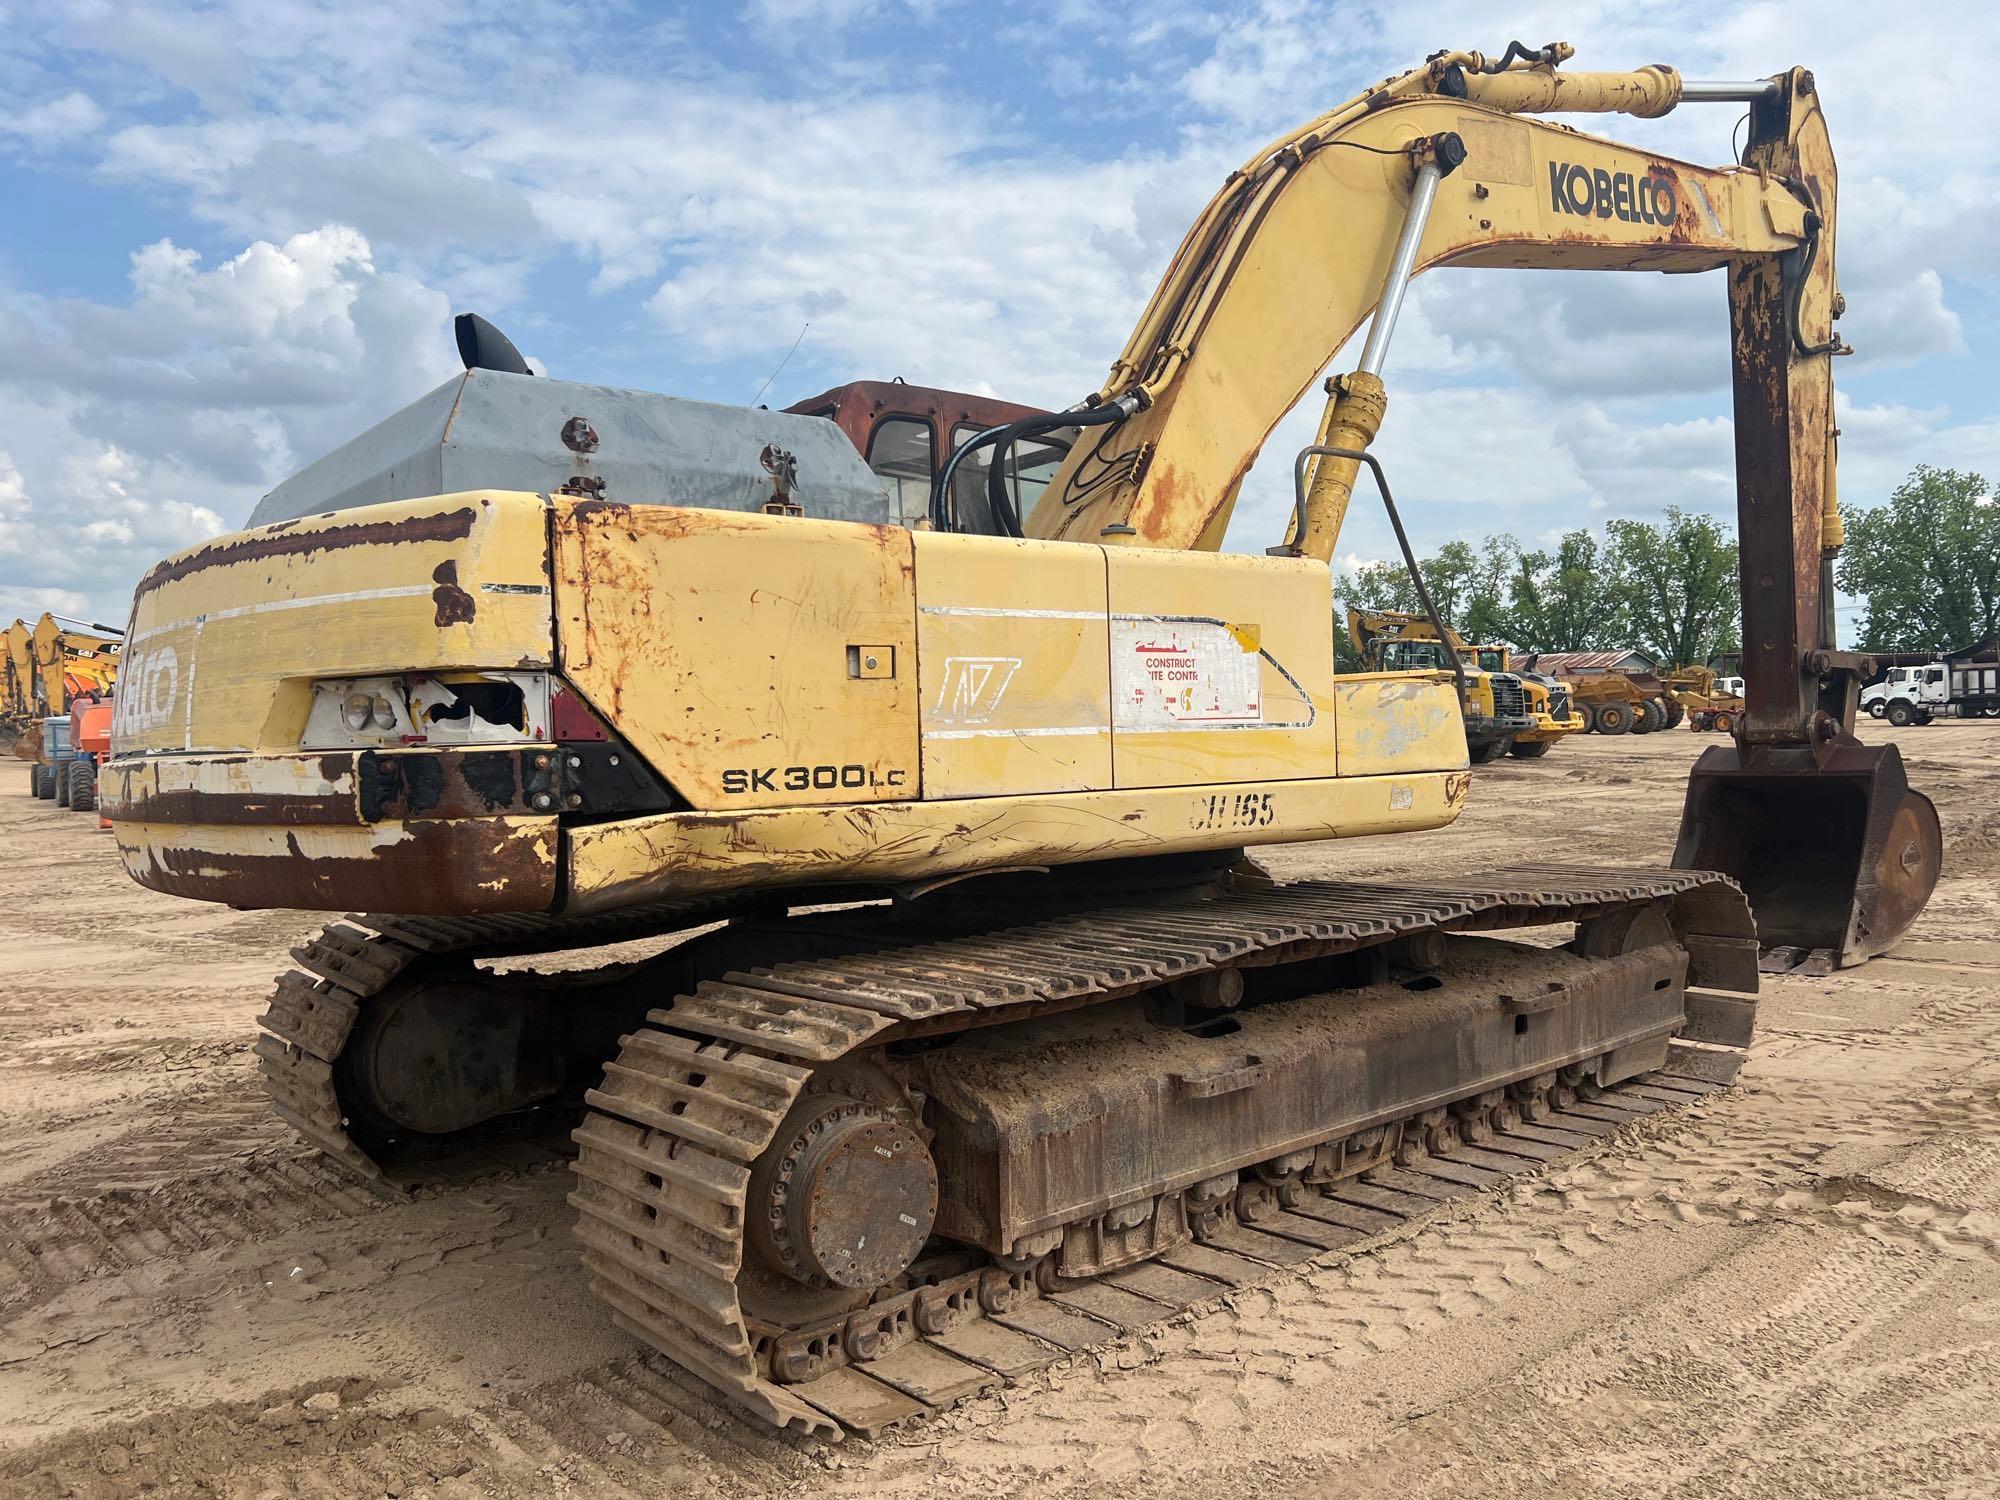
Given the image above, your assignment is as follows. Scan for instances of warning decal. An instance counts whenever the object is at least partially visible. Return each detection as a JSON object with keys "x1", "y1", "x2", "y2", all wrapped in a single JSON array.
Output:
[{"x1": 1113, "y1": 615, "x2": 1309, "y2": 731}]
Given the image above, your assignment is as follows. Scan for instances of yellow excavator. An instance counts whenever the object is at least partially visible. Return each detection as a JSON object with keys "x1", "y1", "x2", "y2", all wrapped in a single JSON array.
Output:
[
  {"x1": 5, "y1": 613, "x2": 121, "y2": 762},
  {"x1": 103, "y1": 44, "x2": 1941, "y2": 1436},
  {"x1": 1346, "y1": 606, "x2": 1581, "y2": 761},
  {"x1": 1, "y1": 619, "x2": 34, "y2": 748}
]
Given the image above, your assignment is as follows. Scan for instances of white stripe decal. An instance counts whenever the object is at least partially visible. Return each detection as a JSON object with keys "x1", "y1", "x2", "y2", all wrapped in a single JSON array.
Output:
[
  {"x1": 127, "y1": 585, "x2": 437, "y2": 647},
  {"x1": 919, "y1": 606, "x2": 1102, "y2": 620},
  {"x1": 922, "y1": 725, "x2": 1111, "y2": 741}
]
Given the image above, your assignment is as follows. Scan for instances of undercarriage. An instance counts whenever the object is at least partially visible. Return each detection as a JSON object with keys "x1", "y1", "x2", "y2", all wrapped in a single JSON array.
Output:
[{"x1": 257, "y1": 861, "x2": 1757, "y2": 1437}]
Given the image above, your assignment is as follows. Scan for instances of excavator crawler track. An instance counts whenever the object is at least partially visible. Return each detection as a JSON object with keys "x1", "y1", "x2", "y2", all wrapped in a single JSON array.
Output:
[
  {"x1": 569, "y1": 863, "x2": 1758, "y2": 1439},
  {"x1": 257, "y1": 898, "x2": 746, "y2": 1187}
]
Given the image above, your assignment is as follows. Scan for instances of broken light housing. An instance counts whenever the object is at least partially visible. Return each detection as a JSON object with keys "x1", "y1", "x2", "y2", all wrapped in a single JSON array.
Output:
[{"x1": 302, "y1": 671, "x2": 552, "y2": 749}]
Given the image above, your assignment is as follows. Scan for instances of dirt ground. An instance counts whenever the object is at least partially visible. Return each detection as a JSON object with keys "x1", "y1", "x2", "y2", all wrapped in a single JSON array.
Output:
[{"x1": 2, "y1": 719, "x2": 1997, "y2": 1500}]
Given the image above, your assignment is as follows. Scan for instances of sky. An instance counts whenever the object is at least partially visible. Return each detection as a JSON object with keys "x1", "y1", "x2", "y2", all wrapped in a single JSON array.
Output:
[{"x1": 1, "y1": 0, "x2": 1997, "y2": 629}]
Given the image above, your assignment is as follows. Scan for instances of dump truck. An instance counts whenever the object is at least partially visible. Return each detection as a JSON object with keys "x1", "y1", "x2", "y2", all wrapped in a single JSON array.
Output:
[
  {"x1": 1861, "y1": 647, "x2": 2000, "y2": 722},
  {"x1": 1666, "y1": 665, "x2": 1745, "y2": 733},
  {"x1": 1347, "y1": 607, "x2": 1535, "y2": 760},
  {"x1": 102, "y1": 45, "x2": 1940, "y2": 1437},
  {"x1": 1518, "y1": 651, "x2": 1675, "y2": 734}
]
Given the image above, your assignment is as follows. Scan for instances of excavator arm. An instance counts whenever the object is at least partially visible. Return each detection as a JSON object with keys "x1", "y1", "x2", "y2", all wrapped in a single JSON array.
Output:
[
  {"x1": 30, "y1": 614, "x2": 122, "y2": 716},
  {"x1": 1346, "y1": 606, "x2": 1468, "y2": 666},
  {"x1": 1011, "y1": 44, "x2": 1935, "y2": 965}
]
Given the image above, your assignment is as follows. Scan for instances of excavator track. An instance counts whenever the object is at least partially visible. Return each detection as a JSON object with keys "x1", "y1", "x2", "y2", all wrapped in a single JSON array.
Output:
[
  {"x1": 256, "y1": 898, "x2": 747, "y2": 1186},
  {"x1": 569, "y1": 863, "x2": 1760, "y2": 1439}
]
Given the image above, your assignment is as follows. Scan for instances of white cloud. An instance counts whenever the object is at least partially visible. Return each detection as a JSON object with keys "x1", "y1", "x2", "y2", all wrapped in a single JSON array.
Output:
[
  {"x1": 0, "y1": 90, "x2": 105, "y2": 147},
  {"x1": 0, "y1": 227, "x2": 457, "y2": 618},
  {"x1": 0, "y1": 585, "x2": 96, "y2": 624}
]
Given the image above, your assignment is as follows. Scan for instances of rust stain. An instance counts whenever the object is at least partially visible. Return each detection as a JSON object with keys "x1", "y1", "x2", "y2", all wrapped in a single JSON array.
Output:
[
  {"x1": 137, "y1": 507, "x2": 479, "y2": 595},
  {"x1": 121, "y1": 750, "x2": 549, "y2": 827},
  {"x1": 139, "y1": 821, "x2": 555, "y2": 914},
  {"x1": 432, "y1": 560, "x2": 477, "y2": 626}
]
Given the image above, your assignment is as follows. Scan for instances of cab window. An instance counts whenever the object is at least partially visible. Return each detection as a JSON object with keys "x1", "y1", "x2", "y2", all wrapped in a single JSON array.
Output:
[
  {"x1": 1475, "y1": 648, "x2": 1505, "y2": 673},
  {"x1": 866, "y1": 417, "x2": 935, "y2": 526},
  {"x1": 1380, "y1": 640, "x2": 1448, "y2": 672},
  {"x1": 950, "y1": 423, "x2": 1073, "y2": 534}
]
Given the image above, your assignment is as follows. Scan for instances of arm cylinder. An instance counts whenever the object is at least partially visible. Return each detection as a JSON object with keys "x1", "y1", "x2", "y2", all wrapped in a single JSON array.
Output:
[
  {"x1": 1445, "y1": 63, "x2": 1682, "y2": 117},
  {"x1": 1680, "y1": 78, "x2": 1782, "y2": 103}
]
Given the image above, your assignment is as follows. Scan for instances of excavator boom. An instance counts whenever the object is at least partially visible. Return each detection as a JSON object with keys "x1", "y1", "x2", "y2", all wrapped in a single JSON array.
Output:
[{"x1": 1010, "y1": 50, "x2": 1936, "y2": 965}]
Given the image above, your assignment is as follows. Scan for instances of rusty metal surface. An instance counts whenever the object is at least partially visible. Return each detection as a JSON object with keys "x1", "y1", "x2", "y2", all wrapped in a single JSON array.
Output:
[
  {"x1": 106, "y1": 747, "x2": 564, "y2": 827},
  {"x1": 137, "y1": 506, "x2": 478, "y2": 594},
  {"x1": 912, "y1": 944, "x2": 1685, "y2": 1252},
  {"x1": 122, "y1": 815, "x2": 559, "y2": 915},
  {"x1": 1676, "y1": 739, "x2": 1942, "y2": 967},
  {"x1": 568, "y1": 863, "x2": 1755, "y2": 1439},
  {"x1": 784, "y1": 380, "x2": 1048, "y2": 465}
]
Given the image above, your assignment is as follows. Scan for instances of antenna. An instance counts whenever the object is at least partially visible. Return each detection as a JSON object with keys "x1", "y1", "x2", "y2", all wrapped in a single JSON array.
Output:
[{"x1": 750, "y1": 322, "x2": 810, "y2": 408}]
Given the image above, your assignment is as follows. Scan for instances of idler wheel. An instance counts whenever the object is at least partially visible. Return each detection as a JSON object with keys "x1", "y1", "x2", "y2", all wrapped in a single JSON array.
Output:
[{"x1": 764, "y1": 1097, "x2": 937, "y2": 1291}]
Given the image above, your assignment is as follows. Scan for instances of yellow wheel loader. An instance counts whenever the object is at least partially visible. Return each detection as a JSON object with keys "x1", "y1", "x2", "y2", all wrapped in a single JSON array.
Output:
[
  {"x1": 1473, "y1": 641, "x2": 1584, "y2": 759},
  {"x1": 1346, "y1": 606, "x2": 1534, "y2": 761},
  {"x1": 104, "y1": 44, "x2": 1939, "y2": 1437}
]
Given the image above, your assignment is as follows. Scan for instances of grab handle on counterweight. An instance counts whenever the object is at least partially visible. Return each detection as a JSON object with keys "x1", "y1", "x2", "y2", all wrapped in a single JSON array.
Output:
[{"x1": 1288, "y1": 445, "x2": 1467, "y2": 705}]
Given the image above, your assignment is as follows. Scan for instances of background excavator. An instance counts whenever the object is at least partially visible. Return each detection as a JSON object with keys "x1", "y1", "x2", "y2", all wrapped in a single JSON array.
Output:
[
  {"x1": 102, "y1": 44, "x2": 1939, "y2": 1436},
  {"x1": 5, "y1": 614, "x2": 120, "y2": 784},
  {"x1": 1346, "y1": 606, "x2": 1580, "y2": 761}
]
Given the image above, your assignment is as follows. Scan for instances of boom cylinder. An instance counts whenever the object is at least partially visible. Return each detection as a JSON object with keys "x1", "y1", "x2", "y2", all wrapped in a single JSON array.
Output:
[
  {"x1": 1293, "y1": 138, "x2": 1455, "y2": 562},
  {"x1": 1294, "y1": 374, "x2": 1387, "y2": 562}
]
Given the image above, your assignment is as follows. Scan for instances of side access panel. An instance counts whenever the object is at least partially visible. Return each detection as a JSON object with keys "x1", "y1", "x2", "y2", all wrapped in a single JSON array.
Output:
[
  {"x1": 913, "y1": 532, "x2": 1110, "y2": 798},
  {"x1": 1105, "y1": 550, "x2": 1334, "y2": 788},
  {"x1": 553, "y1": 503, "x2": 920, "y2": 809}
]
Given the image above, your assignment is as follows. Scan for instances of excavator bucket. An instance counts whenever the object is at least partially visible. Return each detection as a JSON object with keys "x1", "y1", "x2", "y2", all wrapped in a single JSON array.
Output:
[{"x1": 1674, "y1": 739, "x2": 1941, "y2": 970}]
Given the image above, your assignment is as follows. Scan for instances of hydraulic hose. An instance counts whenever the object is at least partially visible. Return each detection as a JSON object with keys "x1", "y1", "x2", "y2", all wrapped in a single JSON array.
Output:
[{"x1": 933, "y1": 395, "x2": 1140, "y2": 536}]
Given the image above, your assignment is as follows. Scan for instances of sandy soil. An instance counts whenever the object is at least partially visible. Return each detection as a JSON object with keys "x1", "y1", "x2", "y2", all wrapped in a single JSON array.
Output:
[{"x1": 2, "y1": 719, "x2": 1996, "y2": 1499}]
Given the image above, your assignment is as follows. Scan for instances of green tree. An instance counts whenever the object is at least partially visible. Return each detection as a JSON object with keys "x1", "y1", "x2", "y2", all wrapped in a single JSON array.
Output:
[
  {"x1": 1331, "y1": 559, "x2": 1417, "y2": 670},
  {"x1": 1605, "y1": 507, "x2": 1741, "y2": 668},
  {"x1": 1836, "y1": 466, "x2": 2000, "y2": 652},
  {"x1": 1331, "y1": 537, "x2": 1513, "y2": 668},
  {"x1": 1501, "y1": 530, "x2": 1625, "y2": 651}
]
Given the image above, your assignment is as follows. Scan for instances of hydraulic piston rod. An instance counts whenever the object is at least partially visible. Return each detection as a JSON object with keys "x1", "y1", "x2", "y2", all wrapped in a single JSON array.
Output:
[
  {"x1": 1356, "y1": 157, "x2": 1446, "y2": 376},
  {"x1": 1291, "y1": 134, "x2": 1463, "y2": 561}
]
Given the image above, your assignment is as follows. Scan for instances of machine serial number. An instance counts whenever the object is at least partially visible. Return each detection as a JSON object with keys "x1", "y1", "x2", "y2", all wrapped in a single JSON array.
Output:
[
  {"x1": 1191, "y1": 791, "x2": 1276, "y2": 831},
  {"x1": 721, "y1": 765, "x2": 908, "y2": 794}
]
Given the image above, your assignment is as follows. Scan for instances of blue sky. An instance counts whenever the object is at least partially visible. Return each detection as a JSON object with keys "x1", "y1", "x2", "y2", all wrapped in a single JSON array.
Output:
[{"x1": 2, "y1": 0, "x2": 1996, "y2": 626}]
